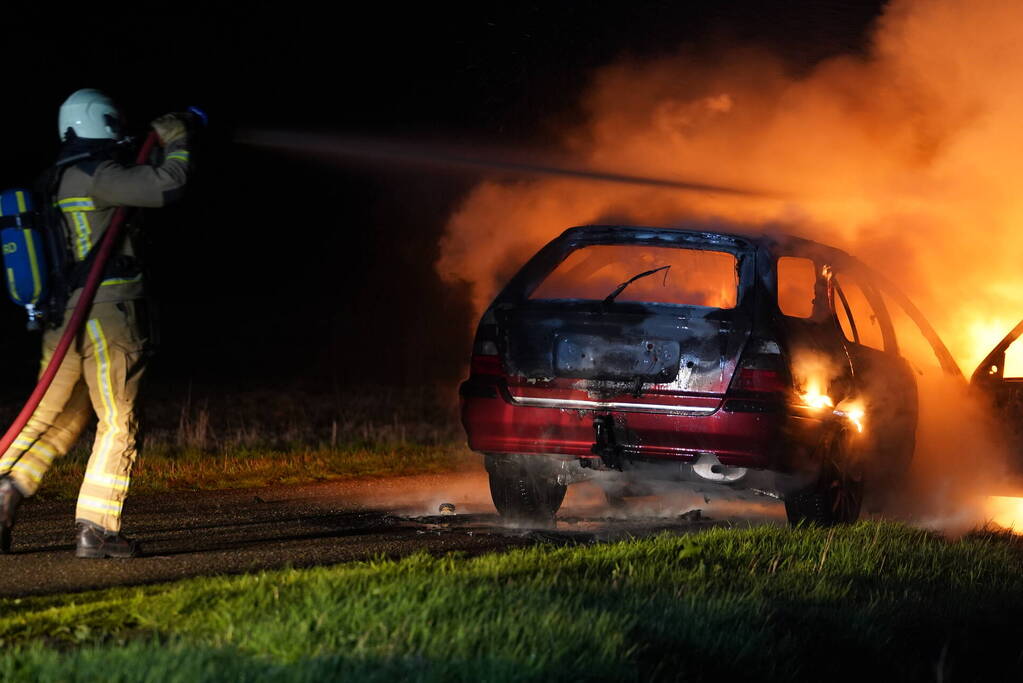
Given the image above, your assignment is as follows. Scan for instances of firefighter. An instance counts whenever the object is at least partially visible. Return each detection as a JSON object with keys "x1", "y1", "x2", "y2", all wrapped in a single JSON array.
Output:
[{"x1": 0, "y1": 88, "x2": 191, "y2": 558}]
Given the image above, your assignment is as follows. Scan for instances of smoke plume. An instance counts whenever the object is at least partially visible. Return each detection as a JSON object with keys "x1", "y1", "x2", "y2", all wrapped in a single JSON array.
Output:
[{"x1": 437, "y1": 0, "x2": 1023, "y2": 377}]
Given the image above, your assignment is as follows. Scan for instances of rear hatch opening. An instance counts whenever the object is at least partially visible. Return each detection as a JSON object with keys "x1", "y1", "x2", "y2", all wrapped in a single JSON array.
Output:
[{"x1": 497, "y1": 239, "x2": 756, "y2": 410}]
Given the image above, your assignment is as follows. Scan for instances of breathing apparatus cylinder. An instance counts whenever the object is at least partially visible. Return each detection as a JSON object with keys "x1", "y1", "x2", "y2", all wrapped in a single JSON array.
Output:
[{"x1": 0, "y1": 189, "x2": 48, "y2": 330}]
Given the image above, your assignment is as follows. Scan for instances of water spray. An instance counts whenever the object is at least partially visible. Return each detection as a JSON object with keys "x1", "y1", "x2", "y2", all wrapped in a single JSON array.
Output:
[{"x1": 236, "y1": 129, "x2": 773, "y2": 196}]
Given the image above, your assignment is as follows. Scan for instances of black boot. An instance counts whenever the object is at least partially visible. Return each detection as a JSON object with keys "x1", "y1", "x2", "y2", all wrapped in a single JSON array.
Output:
[
  {"x1": 75, "y1": 522, "x2": 141, "y2": 559},
  {"x1": 0, "y1": 477, "x2": 24, "y2": 554}
]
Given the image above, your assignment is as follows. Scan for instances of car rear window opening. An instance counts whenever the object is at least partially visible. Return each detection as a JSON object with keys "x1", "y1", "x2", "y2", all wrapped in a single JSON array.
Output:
[{"x1": 529, "y1": 244, "x2": 738, "y2": 308}]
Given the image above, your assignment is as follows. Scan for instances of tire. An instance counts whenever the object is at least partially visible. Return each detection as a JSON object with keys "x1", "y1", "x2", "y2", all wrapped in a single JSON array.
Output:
[
  {"x1": 485, "y1": 454, "x2": 567, "y2": 526},
  {"x1": 784, "y1": 430, "x2": 864, "y2": 527}
]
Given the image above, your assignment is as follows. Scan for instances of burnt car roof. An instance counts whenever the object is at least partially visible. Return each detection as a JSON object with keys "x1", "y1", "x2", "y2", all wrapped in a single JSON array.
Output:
[
  {"x1": 558, "y1": 224, "x2": 857, "y2": 265},
  {"x1": 558, "y1": 224, "x2": 755, "y2": 251}
]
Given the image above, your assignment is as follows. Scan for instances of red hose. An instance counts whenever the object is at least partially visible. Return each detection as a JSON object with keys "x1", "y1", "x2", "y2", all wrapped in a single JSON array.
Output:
[{"x1": 0, "y1": 132, "x2": 159, "y2": 457}]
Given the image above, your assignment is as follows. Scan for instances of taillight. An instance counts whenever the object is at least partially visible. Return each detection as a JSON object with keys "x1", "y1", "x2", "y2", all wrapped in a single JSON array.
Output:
[
  {"x1": 729, "y1": 339, "x2": 790, "y2": 394},
  {"x1": 464, "y1": 313, "x2": 504, "y2": 399},
  {"x1": 731, "y1": 367, "x2": 788, "y2": 393},
  {"x1": 470, "y1": 334, "x2": 503, "y2": 377}
]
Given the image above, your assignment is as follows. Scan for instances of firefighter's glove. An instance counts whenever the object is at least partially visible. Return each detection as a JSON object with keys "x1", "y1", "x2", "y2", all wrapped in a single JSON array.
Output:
[{"x1": 151, "y1": 113, "x2": 188, "y2": 147}]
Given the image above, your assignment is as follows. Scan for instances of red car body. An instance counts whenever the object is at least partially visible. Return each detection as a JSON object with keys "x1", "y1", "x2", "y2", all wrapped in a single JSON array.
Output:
[{"x1": 460, "y1": 225, "x2": 961, "y2": 524}]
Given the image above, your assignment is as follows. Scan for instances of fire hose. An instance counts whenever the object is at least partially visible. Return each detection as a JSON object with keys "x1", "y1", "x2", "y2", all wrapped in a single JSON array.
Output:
[{"x1": 0, "y1": 132, "x2": 159, "y2": 458}]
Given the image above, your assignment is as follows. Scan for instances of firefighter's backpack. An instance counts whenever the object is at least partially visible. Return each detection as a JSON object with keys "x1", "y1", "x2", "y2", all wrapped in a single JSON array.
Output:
[{"x1": 0, "y1": 188, "x2": 48, "y2": 329}]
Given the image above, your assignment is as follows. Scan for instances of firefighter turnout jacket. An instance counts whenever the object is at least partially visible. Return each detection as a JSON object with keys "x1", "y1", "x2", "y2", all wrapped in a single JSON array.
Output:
[
  {"x1": 0, "y1": 138, "x2": 190, "y2": 532},
  {"x1": 58, "y1": 139, "x2": 190, "y2": 307}
]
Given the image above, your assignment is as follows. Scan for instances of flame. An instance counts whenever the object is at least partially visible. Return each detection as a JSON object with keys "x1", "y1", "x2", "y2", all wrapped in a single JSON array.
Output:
[
  {"x1": 797, "y1": 388, "x2": 863, "y2": 431},
  {"x1": 793, "y1": 370, "x2": 859, "y2": 435},
  {"x1": 985, "y1": 496, "x2": 1023, "y2": 532},
  {"x1": 799, "y1": 385, "x2": 834, "y2": 411},
  {"x1": 792, "y1": 353, "x2": 865, "y2": 431},
  {"x1": 837, "y1": 404, "x2": 866, "y2": 434}
]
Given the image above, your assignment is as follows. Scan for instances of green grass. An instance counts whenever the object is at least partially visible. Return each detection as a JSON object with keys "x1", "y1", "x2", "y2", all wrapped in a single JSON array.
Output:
[{"x1": 1, "y1": 523, "x2": 1022, "y2": 681}]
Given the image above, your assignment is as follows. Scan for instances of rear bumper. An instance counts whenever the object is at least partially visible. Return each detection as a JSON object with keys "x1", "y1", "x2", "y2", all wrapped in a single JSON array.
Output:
[{"x1": 460, "y1": 378, "x2": 825, "y2": 472}]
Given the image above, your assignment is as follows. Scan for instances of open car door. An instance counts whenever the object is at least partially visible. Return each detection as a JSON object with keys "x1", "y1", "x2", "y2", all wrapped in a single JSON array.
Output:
[{"x1": 971, "y1": 319, "x2": 1023, "y2": 457}]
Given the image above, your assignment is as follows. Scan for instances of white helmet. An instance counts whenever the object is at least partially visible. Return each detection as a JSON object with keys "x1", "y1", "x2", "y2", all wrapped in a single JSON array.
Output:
[{"x1": 58, "y1": 88, "x2": 124, "y2": 141}]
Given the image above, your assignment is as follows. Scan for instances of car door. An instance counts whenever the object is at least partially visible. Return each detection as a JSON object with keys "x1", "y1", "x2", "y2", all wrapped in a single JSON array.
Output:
[
  {"x1": 971, "y1": 319, "x2": 1023, "y2": 459},
  {"x1": 828, "y1": 265, "x2": 918, "y2": 485}
]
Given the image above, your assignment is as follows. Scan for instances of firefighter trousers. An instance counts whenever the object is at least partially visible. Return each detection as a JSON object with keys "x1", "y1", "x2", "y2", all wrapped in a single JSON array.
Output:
[{"x1": 0, "y1": 300, "x2": 147, "y2": 532}]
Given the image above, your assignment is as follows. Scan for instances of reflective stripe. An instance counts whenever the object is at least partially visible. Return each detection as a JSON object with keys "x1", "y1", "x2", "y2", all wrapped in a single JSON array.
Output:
[
  {"x1": 84, "y1": 471, "x2": 131, "y2": 491},
  {"x1": 166, "y1": 150, "x2": 190, "y2": 162},
  {"x1": 57, "y1": 197, "x2": 96, "y2": 211},
  {"x1": 27, "y1": 449, "x2": 56, "y2": 464},
  {"x1": 12, "y1": 438, "x2": 59, "y2": 464},
  {"x1": 10, "y1": 437, "x2": 60, "y2": 469},
  {"x1": 101, "y1": 274, "x2": 143, "y2": 287},
  {"x1": 6, "y1": 268, "x2": 18, "y2": 301},
  {"x1": 15, "y1": 191, "x2": 27, "y2": 213},
  {"x1": 86, "y1": 319, "x2": 119, "y2": 474},
  {"x1": 77, "y1": 494, "x2": 122, "y2": 514},
  {"x1": 23, "y1": 229, "x2": 41, "y2": 300},
  {"x1": 70, "y1": 211, "x2": 92, "y2": 259},
  {"x1": 11, "y1": 458, "x2": 44, "y2": 484},
  {"x1": 29, "y1": 443, "x2": 57, "y2": 463}
]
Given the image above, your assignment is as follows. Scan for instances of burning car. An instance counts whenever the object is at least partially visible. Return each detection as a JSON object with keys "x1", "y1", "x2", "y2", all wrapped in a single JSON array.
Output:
[{"x1": 459, "y1": 224, "x2": 966, "y2": 526}]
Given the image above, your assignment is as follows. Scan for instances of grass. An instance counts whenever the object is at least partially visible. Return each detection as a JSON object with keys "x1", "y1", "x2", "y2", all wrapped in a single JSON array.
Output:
[
  {"x1": 12, "y1": 385, "x2": 476, "y2": 499},
  {"x1": 36, "y1": 443, "x2": 477, "y2": 498},
  {"x1": 1, "y1": 522, "x2": 1022, "y2": 681}
]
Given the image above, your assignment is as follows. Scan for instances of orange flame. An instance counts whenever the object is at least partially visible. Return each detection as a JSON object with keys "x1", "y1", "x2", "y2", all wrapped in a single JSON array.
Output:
[
  {"x1": 793, "y1": 353, "x2": 865, "y2": 433},
  {"x1": 799, "y1": 384, "x2": 834, "y2": 411},
  {"x1": 797, "y1": 382, "x2": 865, "y2": 434},
  {"x1": 985, "y1": 496, "x2": 1023, "y2": 532},
  {"x1": 836, "y1": 404, "x2": 866, "y2": 434}
]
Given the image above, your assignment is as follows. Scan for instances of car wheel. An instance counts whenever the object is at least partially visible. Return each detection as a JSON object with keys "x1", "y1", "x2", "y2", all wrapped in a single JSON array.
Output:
[
  {"x1": 485, "y1": 454, "x2": 567, "y2": 526},
  {"x1": 784, "y1": 430, "x2": 864, "y2": 527}
]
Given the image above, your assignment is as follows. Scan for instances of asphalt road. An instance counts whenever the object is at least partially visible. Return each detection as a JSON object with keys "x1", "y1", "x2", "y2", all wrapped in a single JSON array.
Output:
[{"x1": 0, "y1": 470, "x2": 785, "y2": 598}]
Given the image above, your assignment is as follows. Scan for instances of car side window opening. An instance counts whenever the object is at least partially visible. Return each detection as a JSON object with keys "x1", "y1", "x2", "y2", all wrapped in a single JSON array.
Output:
[
  {"x1": 529, "y1": 244, "x2": 738, "y2": 308},
  {"x1": 831, "y1": 275, "x2": 885, "y2": 351},
  {"x1": 1003, "y1": 337, "x2": 1023, "y2": 378},
  {"x1": 880, "y1": 290, "x2": 945, "y2": 377},
  {"x1": 777, "y1": 256, "x2": 817, "y2": 318}
]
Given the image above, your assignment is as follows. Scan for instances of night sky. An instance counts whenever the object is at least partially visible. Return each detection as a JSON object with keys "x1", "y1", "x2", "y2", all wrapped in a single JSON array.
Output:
[{"x1": 0, "y1": 2, "x2": 885, "y2": 398}]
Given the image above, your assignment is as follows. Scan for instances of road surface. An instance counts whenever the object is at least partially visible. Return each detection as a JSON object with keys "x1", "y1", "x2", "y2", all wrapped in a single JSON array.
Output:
[{"x1": 0, "y1": 470, "x2": 785, "y2": 597}]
